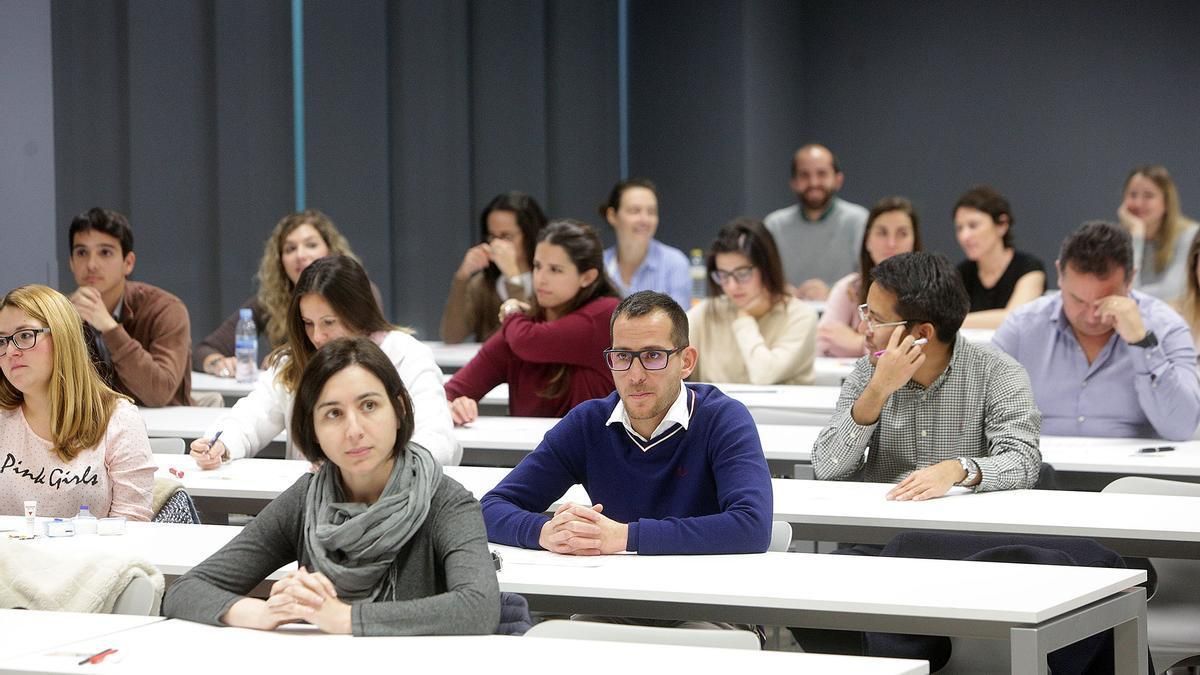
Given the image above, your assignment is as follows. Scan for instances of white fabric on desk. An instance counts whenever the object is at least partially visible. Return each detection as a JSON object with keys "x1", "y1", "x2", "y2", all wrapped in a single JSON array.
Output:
[{"x1": 0, "y1": 538, "x2": 164, "y2": 614}]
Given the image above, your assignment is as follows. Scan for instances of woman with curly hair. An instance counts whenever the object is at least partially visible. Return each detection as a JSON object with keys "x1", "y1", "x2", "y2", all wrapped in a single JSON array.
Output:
[{"x1": 194, "y1": 210, "x2": 380, "y2": 376}]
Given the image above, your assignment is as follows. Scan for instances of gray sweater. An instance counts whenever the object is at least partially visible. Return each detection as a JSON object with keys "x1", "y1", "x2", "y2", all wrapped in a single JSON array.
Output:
[{"x1": 163, "y1": 472, "x2": 500, "y2": 636}]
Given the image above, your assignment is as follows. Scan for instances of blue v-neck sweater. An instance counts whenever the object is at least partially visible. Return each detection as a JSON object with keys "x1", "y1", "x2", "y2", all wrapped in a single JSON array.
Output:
[{"x1": 481, "y1": 383, "x2": 772, "y2": 555}]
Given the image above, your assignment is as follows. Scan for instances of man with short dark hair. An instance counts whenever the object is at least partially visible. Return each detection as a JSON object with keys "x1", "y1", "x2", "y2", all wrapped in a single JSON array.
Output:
[
  {"x1": 67, "y1": 207, "x2": 192, "y2": 407},
  {"x1": 994, "y1": 221, "x2": 1200, "y2": 441},
  {"x1": 814, "y1": 252, "x2": 1041, "y2": 500},
  {"x1": 764, "y1": 144, "x2": 867, "y2": 301},
  {"x1": 481, "y1": 290, "x2": 772, "y2": 555}
]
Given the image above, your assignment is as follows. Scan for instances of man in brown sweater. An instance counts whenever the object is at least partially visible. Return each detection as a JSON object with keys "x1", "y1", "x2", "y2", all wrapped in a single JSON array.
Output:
[{"x1": 67, "y1": 207, "x2": 192, "y2": 407}]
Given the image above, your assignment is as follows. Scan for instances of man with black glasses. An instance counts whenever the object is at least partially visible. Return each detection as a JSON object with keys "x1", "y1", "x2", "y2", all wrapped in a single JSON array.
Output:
[
  {"x1": 813, "y1": 252, "x2": 1042, "y2": 502},
  {"x1": 481, "y1": 290, "x2": 772, "y2": 556}
]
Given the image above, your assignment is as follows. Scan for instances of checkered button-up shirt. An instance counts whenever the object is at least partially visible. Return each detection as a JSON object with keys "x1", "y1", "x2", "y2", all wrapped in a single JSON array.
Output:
[{"x1": 812, "y1": 335, "x2": 1042, "y2": 492}]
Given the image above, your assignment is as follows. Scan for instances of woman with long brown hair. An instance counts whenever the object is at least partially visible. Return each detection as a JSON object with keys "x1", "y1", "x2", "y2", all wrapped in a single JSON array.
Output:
[
  {"x1": 444, "y1": 219, "x2": 620, "y2": 424},
  {"x1": 191, "y1": 256, "x2": 457, "y2": 467},
  {"x1": 818, "y1": 197, "x2": 923, "y2": 357}
]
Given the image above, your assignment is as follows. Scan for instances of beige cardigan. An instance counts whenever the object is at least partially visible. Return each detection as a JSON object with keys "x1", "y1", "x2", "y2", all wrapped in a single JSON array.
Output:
[{"x1": 687, "y1": 295, "x2": 817, "y2": 385}]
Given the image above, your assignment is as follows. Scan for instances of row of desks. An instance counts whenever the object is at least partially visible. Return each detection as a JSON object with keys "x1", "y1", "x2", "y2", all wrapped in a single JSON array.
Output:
[
  {"x1": 0, "y1": 611, "x2": 929, "y2": 674},
  {"x1": 139, "y1": 406, "x2": 1200, "y2": 486},
  {"x1": 147, "y1": 456, "x2": 1200, "y2": 560},
  {"x1": 0, "y1": 514, "x2": 1146, "y2": 674}
]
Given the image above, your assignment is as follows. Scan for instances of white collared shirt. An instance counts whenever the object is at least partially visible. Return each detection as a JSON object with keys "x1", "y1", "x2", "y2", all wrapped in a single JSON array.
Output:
[{"x1": 605, "y1": 381, "x2": 693, "y2": 451}]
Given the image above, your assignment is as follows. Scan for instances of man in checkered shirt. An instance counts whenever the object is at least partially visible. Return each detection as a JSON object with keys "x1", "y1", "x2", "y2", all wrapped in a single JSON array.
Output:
[{"x1": 813, "y1": 251, "x2": 1042, "y2": 500}]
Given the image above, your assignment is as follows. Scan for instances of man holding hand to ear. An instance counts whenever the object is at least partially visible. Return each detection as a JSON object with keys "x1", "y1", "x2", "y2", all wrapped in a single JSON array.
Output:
[
  {"x1": 813, "y1": 252, "x2": 1041, "y2": 504},
  {"x1": 480, "y1": 291, "x2": 772, "y2": 557}
]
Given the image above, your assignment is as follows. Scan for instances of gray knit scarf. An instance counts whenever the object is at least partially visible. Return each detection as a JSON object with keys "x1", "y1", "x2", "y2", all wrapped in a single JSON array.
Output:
[{"x1": 302, "y1": 442, "x2": 439, "y2": 601}]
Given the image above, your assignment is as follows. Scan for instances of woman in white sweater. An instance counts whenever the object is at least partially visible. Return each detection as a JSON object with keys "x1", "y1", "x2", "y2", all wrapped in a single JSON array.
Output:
[
  {"x1": 191, "y1": 256, "x2": 459, "y2": 467},
  {"x1": 687, "y1": 217, "x2": 816, "y2": 385}
]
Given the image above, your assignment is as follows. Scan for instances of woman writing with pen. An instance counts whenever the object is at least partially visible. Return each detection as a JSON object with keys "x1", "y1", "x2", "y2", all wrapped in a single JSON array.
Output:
[
  {"x1": 166, "y1": 337, "x2": 499, "y2": 635},
  {"x1": 191, "y1": 256, "x2": 459, "y2": 468}
]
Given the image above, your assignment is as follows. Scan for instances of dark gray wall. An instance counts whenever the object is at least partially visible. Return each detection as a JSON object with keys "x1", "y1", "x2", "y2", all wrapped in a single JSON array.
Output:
[
  {"x1": 0, "y1": 0, "x2": 57, "y2": 292},
  {"x1": 799, "y1": 0, "x2": 1200, "y2": 284},
  {"x1": 43, "y1": 0, "x2": 1200, "y2": 345}
]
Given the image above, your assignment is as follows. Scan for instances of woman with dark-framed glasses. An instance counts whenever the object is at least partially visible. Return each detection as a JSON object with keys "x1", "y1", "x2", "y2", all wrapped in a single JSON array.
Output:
[
  {"x1": 686, "y1": 218, "x2": 817, "y2": 385},
  {"x1": 0, "y1": 284, "x2": 154, "y2": 519}
]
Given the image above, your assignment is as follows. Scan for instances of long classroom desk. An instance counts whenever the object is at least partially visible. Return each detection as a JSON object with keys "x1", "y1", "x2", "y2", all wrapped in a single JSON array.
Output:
[
  {"x1": 453, "y1": 417, "x2": 1200, "y2": 486},
  {"x1": 0, "y1": 615, "x2": 928, "y2": 675},
  {"x1": 147, "y1": 456, "x2": 1200, "y2": 560},
  {"x1": 0, "y1": 522, "x2": 1143, "y2": 674},
  {"x1": 494, "y1": 546, "x2": 1144, "y2": 675},
  {"x1": 143, "y1": 406, "x2": 1200, "y2": 485}
]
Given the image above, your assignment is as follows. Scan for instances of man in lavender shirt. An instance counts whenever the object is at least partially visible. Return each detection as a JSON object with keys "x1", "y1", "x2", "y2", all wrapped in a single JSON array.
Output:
[{"x1": 993, "y1": 221, "x2": 1200, "y2": 441}]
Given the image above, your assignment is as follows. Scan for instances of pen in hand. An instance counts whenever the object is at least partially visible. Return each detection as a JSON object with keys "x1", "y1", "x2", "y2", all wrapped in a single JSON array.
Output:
[{"x1": 874, "y1": 338, "x2": 927, "y2": 358}]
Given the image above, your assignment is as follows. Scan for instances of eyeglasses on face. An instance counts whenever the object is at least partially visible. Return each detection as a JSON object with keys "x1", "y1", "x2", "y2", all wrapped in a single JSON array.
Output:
[
  {"x1": 856, "y1": 304, "x2": 909, "y2": 333},
  {"x1": 710, "y1": 266, "x2": 756, "y2": 286},
  {"x1": 0, "y1": 328, "x2": 51, "y2": 356},
  {"x1": 487, "y1": 232, "x2": 518, "y2": 243},
  {"x1": 603, "y1": 346, "x2": 685, "y2": 371}
]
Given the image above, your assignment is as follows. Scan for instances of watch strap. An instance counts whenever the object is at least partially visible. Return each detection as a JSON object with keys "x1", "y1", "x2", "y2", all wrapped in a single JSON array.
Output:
[{"x1": 1130, "y1": 330, "x2": 1158, "y2": 349}]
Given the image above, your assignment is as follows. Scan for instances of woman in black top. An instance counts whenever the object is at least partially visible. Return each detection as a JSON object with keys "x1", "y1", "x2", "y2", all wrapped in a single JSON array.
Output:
[{"x1": 953, "y1": 186, "x2": 1046, "y2": 329}]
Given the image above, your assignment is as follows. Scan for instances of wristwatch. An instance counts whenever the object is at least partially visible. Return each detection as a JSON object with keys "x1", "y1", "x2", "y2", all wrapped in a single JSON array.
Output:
[
  {"x1": 1130, "y1": 330, "x2": 1158, "y2": 349},
  {"x1": 956, "y1": 457, "x2": 979, "y2": 486}
]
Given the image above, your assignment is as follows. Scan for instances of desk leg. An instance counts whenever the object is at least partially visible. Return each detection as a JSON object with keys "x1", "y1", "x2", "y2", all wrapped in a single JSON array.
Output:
[
  {"x1": 1112, "y1": 595, "x2": 1148, "y2": 675},
  {"x1": 1009, "y1": 626, "x2": 1050, "y2": 675},
  {"x1": 1010, "y1": 588, "x2": 1146, "y2": 675}
]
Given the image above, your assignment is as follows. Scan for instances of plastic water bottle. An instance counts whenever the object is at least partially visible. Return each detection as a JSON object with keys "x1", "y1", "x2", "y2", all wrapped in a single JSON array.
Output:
[
  {"x1": 75, "y1": 505, "x2": 97, "y2": 535},
  {"x1": 235, "y1": 308, "x2": 258, "y2": 384},
  {"x1": 689, "y1": 248, "x2": 707, "y2": 307}
]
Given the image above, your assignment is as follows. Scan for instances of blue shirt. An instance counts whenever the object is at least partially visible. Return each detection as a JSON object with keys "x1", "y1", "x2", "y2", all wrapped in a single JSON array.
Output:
[
  {"x1": 604, "y1": 239, "x2": 692, "y2": 309},
  {"x1": 992, "y1": 290, "x2": 1200, "y2": 441},
  {"x1": 480, "y1": 384, "x2": 773, "y2": 555}
]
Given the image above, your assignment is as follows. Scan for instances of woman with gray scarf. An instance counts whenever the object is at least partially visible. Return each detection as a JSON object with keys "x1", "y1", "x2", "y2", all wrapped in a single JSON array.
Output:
[{"x1": 164, "y1": 337, "x2": 500, "y2": 635}]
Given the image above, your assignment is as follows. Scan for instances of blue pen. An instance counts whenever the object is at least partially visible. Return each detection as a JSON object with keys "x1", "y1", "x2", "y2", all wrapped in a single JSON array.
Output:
[{"x1": 189, "y1": 430, "x2": 223, "y2": 457}]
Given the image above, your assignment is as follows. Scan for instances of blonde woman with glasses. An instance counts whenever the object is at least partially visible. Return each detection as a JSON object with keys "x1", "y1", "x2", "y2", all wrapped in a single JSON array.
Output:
[{"x1": 0, "y1": 284, "x2": 153, "y2": 519}]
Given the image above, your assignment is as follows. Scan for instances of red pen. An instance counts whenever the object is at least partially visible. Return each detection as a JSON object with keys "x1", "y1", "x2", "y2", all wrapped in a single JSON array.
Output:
[{"x1": 78, "y1": 648, "x2": 118, "y2": 665}]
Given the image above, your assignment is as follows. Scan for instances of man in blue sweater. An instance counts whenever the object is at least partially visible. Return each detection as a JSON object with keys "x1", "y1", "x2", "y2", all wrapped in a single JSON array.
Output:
[{"x1": 481, "y1": 290, "x2": 773, "y2": 556}]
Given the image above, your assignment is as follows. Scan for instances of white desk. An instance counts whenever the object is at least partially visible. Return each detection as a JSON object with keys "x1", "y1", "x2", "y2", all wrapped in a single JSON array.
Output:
[
  {"x1": 0, "y1": 619, "x2": 928, "y2": 675},
  {"x1": 773, "y1": 479, "x2": 1200, "y2": 559},
  {"x1": 495, "y1": 546, "x2": 1146, "y2": 674},
  {"x1": 454, "y1": 416, "x2": 818, "y2": 474},
  {"x1": 0, "y1": 516, "x2": 258, "y2": 578},
  {"x1": 138, "y1": 406, "x2": 284, "y2": 444},
  {"x1": 189, "y1": 371, "x2": 254, "y2": 405},
  {"x1": 146, "y1": 458, "x2": 1200, "y2": 559},
  {"x1": 0, "y1": 609, "x2": 163, "y2": 660},
  {"x1": 425, "y1": 340, "x2": 481, "y2": 371}
]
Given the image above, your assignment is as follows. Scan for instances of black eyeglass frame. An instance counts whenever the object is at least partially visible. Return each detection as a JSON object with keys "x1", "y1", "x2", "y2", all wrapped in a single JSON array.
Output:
[
  {"x1": 0, "y1": 327, "x2": 51, "y2": 356},
  {"x1": 602, "y1": 346, "x2": 686, "y2": 372}
]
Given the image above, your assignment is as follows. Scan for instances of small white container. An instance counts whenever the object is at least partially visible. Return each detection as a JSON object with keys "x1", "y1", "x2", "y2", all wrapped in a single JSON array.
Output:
[
  {"x1": 44, "y1": 519, "x2": 75, "y2": 537},
  {"x1": 98, "y1": 517, "x2": 127, "y2": 536}
]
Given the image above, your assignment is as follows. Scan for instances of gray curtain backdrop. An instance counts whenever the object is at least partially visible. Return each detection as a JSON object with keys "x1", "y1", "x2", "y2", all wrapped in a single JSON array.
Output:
[{"x1": 48, "y1": 0, "x2": 1200, "y2": 343}]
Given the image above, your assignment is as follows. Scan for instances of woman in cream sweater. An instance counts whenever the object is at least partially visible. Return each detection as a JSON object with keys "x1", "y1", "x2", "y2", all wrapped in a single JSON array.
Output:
[{"x1": 687, "y1": 218, "x2": 816, "y2": 385}]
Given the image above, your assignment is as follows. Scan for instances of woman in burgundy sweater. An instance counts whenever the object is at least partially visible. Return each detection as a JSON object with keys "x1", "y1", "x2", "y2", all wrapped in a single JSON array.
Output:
[{"x1": 445, "y1": 220, "x2": 620, "y2": 423}]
